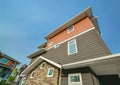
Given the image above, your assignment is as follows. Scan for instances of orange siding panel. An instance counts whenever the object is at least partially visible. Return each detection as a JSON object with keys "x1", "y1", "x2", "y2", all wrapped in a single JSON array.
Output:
[
  {"x1": 7, "y1": 60, "x2": 13, "y2": 66},
  {"x1": 47, "y1": 17, "x2": 94, "y2": 48}
]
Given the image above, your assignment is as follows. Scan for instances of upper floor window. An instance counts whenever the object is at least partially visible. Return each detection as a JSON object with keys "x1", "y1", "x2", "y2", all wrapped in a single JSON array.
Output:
[
  {"x1": 0, "y1": 58, "x2": 9, "y2": 64},
  {"x1": 68, "y1": 73, "x2": 82, "y2": 85},
  {"x1": 68, "y1": 25, "x2": 74, "y2": 34},
  {"x1": 68, "y1": 39, "x2": 78, "y2": 55},
  {"x1": 47, "y1": 68, "x2": 54, "y2": 77},
  {"x1": 54, "y1": 43, "x2": 60, "y2": 48},
  {"x1": 30, "y1": 71, "x2": 34, "y2": 78},
  {"x1": 40, "y1": 62, "x2": 46, "y2": 69}
]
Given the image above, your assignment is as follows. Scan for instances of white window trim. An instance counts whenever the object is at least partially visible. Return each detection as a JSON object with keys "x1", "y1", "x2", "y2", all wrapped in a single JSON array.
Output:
[
  {"x1": 20, "y1": 77, "x2": 26, "y2": 85},
  {"x1": 47, "y1": 68, "x2": 54, "y2": 77},
  {"x1": 67, "y1": 25, "x2": 74, "y2": 34},
  {"x1": 68, "y1": 73, "x2": 83, "y2": 85},
  {"x1": 0, "y1": 58, "x2": 9, "y2": 64},
  {"x1": 68, "y1": 39, "x2": 78, "y2": 55},
  {"x1": 54, "y1": 43, "x2": 60, "y2": 48},
  {"x1": 30, "y1": 71, "x2": 34, "y2": 78},
  {"x1": 40, "y1": 62, "x2": 46, "y2": 69}
]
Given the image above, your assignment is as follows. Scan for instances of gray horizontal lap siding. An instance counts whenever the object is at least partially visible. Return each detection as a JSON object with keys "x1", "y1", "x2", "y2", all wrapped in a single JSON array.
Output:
[
  {"x1": 43, "y1": 29, "x2": 110, "y2": 65},
  {"x1": 29, "y1": 57, "x2": 38, "y2": 65},
  {"x1": 81, "y1": 73, "x2": 94, "y2": 85},
  {"x1": 61, "y1": 73, "x2": 95, "y2": 85},
  {"x1": 61, "y1": 76, "x2": 68, "y2": 85}
]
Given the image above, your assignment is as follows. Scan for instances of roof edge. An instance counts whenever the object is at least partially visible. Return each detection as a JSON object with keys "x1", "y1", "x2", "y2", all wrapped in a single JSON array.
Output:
[
  {"x1": 45, "y1": 6, "x2": 93, "y2": 40},
  {"x1": 0, "y1": 51, "x2": 20, "y2": 64}
]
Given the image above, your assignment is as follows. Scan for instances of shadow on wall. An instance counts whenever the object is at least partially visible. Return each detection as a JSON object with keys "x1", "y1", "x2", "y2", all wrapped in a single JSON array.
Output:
[{"x1": 98, "y1": 75, "x2": 120, "y2": 85}]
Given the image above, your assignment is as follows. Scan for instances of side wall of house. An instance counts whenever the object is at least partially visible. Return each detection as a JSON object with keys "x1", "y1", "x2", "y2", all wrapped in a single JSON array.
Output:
[{"x1": 25, "y1": 61, "x2": 59, "y2": 85}]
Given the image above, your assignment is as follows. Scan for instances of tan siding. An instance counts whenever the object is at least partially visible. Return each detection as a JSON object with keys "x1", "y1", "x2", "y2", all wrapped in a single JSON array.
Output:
[
  {"x1": 61, "y1": 76, "x2": 68, "y2": 85},
  {"x1": 29, "y1": 57, "x2": 38, "y2": 65},
  {"x1": 82, "y1": 73, "x2": 94, "y2": 85},
  {"x1": 25, "y1": 62, "x2": 59, "y2": 85}
]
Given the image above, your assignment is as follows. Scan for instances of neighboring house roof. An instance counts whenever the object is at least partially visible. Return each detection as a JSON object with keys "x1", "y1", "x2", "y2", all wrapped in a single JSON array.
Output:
[
  {"x1": 0, "y1": 63, "x2": 12, "y2": 69},
  {"x1": 0, "y1": 51, "x2": 20, "y2": 64},
  {"x1": 45, "y1": 7, "x2": 100, "y2": 40}
]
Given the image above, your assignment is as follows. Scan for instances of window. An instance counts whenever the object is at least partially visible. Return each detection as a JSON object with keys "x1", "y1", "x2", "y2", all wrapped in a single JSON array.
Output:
[
  {"x1": 68, "y1": 25, "x2": 74, "y2": 33},
  {"x1": 30, "y1": 71, "x2": 34, "y2": 78},
  {"x1": 68, "y1": 73, "x2": 82, "y2": 85},
  {"x1": 47, "y1": 68, "x2": 54, "y2": 77},
  {"x1": 54, "y1": 44, "x2": 60, "y2": 48},
  {"x1": 0, "y1": 58, "x2": 9, "y2": 64},
  {"x1": 21, "y1": 77, "x2": 26, "y2": 85},
  {"x1": 40, "y1": 62, "x2": 46, "y2": 69},
  {"x1": 68, "y1": 39, "x2": 78, "y2": 55}
]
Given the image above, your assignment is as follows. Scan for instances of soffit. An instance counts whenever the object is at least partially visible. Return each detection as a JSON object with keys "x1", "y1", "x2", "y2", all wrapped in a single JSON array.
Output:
[{"x1": 62, "y1": 54, "x2": 120, "y2": 75}]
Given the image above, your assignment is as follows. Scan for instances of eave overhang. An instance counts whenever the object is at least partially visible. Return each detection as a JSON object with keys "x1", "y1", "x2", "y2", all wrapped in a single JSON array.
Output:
[
  {"x1": 37, "y1": 42, "x2": 47, "y2": 49},
  {"x1": 62, "y1": 53, "x2": 120, "y2": 76},
  {"x1": 45, "y1": 7, "x2": 93, "y2": 40},
  {"x1": 27, "y1": 48, "x2": 46, "y2": 59}
]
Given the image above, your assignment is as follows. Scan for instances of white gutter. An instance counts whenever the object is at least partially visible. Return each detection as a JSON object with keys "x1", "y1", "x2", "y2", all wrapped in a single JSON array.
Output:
[
  {"x1": 40, "y1": 56, "x2": 62, "y2": 68},
  {"x1": 21, "y1": 56, "x2": 41, "y2": 76},
  {"x1": 62, "y1": 53, "x2": 120, "y2": 67},
  {"x1": 59, "y1": 68, "x2": 62, "y2": 85}
]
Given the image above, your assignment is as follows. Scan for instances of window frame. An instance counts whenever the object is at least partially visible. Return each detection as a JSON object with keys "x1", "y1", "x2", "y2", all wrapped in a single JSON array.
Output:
[
  {"x1": 68, "y1": 39, "x2": 78, "y2": 55},
  {"x1": 67, "y1": 25, "x2": 74, "y2": 34},
  {"x1": 40, "y1": 62, "x2": 46, "y2": 69},
  {"x1": 47, "y1": 68, "x2": 54, "y2": 77},
  {"x1": 0, "y1": 58, "x2": 9, "y2": 64},
  {"x1": 30, "y1": 71, "x2": 35, "y2": 78},
  {"x1": 54, "y1": 43, "x2": 60, "y2": 48},
  {"x1": 68, "y1": 73, "x2": 82, "y2": 85}
]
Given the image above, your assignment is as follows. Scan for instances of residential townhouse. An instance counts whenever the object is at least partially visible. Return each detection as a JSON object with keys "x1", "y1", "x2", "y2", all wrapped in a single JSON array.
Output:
[
  {"x1": 0, "y1": 51, "x2": 20, "y2": 83},
  {"x1": 21, "y1": 7, "x2": 120, "y2": 85}
]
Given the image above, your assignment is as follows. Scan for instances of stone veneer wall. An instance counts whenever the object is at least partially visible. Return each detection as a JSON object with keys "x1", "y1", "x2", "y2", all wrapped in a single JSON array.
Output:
[{"x1": 25, "y1": 61, "x2": 59, "y2": 85}]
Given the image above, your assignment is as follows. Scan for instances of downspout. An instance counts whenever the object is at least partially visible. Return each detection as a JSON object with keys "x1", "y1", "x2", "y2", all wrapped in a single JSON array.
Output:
[{"x1": 59, "y1": 67, "x2": 62, "y2": 85}]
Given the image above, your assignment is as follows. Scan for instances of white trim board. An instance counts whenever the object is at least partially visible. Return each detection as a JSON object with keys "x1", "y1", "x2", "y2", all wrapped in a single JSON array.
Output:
[
  {"x1": 62, "y1": 53, "x2": 120, "y2": 67},
  {"x1": 21, "y1": 56, "x2": 41, "y2": 75},
  {"x1": 47, "y1": 27, "x2": 95, "y2": 50},
  {"x1": 40, "y1": 56, "x2": 62, "y2": 68}
]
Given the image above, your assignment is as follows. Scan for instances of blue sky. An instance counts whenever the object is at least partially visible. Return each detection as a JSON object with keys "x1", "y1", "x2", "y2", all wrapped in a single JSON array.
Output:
[{"x1": 0, "y1": 0, "x2": 120, "y2": 67}]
